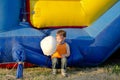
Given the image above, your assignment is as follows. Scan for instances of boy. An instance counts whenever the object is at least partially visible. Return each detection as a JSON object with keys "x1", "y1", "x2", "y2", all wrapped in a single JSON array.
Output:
[{"x1": 51, "y1": 30, "x2": 70, "y2": 77}]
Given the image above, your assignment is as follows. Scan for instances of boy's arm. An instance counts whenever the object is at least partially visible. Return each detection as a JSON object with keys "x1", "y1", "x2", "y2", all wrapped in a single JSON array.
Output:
[{"x1": 66, "y1": 43, "x2": 70, "y2": 57}]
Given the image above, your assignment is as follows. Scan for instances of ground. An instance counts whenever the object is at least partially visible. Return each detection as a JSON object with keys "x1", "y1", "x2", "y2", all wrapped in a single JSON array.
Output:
[{"x1": 0, "y1": 58, "x2": 120, "y2": 80}]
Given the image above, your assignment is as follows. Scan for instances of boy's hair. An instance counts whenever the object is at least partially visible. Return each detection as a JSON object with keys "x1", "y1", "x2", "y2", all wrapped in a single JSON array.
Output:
[{"x1": 56, "y1": 30, "x2": 66, "y2": 37}]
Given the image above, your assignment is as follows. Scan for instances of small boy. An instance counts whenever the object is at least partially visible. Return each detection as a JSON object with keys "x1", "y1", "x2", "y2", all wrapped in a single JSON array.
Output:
[{"x1": 51, "y1": 30, "x2": 70, "y2": 77}]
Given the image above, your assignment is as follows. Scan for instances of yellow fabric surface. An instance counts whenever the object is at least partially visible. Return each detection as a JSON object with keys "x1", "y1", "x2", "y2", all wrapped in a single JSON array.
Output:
[{"x1": 29, "y1": 0, "x2": 118, "y2": 28}]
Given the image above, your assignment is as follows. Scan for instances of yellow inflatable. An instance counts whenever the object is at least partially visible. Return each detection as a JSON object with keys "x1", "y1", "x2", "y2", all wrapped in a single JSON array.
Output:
[{"x1": 28, "y1": 0, "x2": 118, "y2": 28}]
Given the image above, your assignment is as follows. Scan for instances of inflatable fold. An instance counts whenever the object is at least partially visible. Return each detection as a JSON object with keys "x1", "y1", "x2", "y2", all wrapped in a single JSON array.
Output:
[{"x1": 0, "y1": 0, "x2": 120, "y2": 69}]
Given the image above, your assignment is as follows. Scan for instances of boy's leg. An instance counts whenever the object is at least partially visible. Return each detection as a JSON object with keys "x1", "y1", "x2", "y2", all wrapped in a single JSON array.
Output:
[
  {"x1": 61, "y1": 57, "x2": 68, "y2": 77},
  {"x1": 52, "y1": 58, "x2": 58, "y2": 74}
]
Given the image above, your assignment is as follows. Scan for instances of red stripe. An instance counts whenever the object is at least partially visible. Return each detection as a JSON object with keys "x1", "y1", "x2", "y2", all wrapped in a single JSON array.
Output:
[
  {"x1": 33, "y1": 26, "x2": 87, "y2": 30},
  {"x1": 26, "y1": 0, "x2": 30, "y2": 23},
  {"x1": 0, "y1": 62, "x2": 35, "y2": 69}
]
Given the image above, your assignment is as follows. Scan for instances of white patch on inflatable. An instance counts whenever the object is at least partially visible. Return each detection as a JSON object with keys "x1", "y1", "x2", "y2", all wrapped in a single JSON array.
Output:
[{"x1": 40, "y1": 36, "x2": 57, "y2": 56}]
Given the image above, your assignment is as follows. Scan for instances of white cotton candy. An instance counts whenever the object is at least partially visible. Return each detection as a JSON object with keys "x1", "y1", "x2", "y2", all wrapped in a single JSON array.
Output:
[{"x1": 40, "y1": 36, "x2": 57, "y2": 56}]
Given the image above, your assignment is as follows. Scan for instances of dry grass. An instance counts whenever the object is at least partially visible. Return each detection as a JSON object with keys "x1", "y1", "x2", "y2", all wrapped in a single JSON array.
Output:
[{"x1": 0, "y1": 60, "x2": 120, "y2": 80}]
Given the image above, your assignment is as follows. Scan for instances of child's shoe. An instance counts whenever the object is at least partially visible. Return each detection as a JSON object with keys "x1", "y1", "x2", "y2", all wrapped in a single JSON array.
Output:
[
  {"x1": 61, "y1": 69, "x2": 68, "y2": 77},
  {"x1": 52, "y1": 69, "x2": 57, "y2": 75}
]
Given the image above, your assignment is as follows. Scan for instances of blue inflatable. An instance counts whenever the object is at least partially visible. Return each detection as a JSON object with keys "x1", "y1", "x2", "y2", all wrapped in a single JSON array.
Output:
[{"x1": 0, "y1": 0, "x2": 120, "y2": 68}]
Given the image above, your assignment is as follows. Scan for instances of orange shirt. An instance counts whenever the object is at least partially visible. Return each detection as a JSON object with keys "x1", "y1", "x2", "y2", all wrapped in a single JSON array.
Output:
[{"x1": 52, "y1": 43, "x2": 67, "y2": 58}]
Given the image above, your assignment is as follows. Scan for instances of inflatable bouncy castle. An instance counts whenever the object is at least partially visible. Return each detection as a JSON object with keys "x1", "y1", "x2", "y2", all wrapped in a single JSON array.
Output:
[{"x1": 0, "y1": 0, "x2": 120, "y2": 78}]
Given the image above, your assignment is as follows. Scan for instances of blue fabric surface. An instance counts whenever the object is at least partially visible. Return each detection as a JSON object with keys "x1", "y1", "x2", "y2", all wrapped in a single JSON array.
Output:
[
  {"x1": 16, "y1": 64, "x2": 23, "y2": 79},
  {"x1": 12, "y1": 42, "x2": 25, "y2": 62}
]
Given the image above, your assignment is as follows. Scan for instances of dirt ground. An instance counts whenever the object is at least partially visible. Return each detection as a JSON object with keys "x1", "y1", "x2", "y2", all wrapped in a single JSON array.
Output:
[
  {"x1": 0, "y1": 65, "x2": 120, "y2": 80},
  {"x1": 0, "y1": 57, "x2": 120, "y2": 80}
]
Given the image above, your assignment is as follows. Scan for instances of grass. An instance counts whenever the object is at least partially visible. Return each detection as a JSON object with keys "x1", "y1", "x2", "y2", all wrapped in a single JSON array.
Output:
[{"x1": 0, "y1": 60, "x2": 120, "y2": 80}]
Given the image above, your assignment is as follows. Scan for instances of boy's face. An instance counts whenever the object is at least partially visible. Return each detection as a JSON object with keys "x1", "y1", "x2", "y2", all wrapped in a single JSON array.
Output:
[{"x1": 56, "y1": 34, "x2": 65, "y2": 44}]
